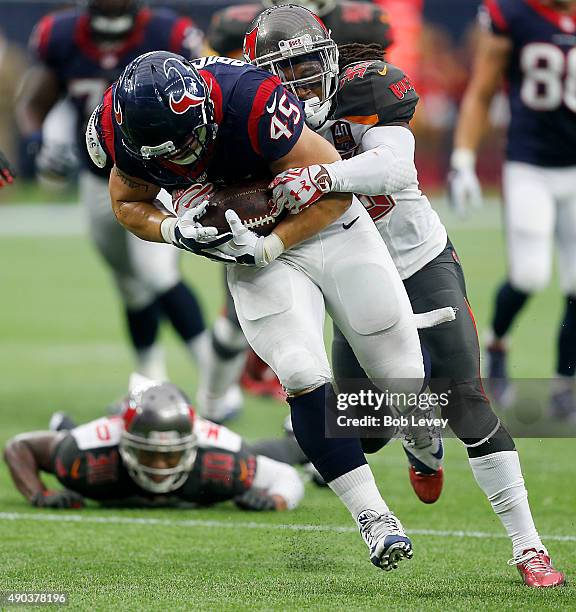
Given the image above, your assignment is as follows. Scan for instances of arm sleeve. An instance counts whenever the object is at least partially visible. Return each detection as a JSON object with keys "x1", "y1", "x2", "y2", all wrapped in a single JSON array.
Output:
[
  {"x1": 327, "y1": 125, "x2": 417, "y2": 196},
  {"x1": 28, "y1": 14, "x2": 59, "y2": 69},
  {"x1": 251, "y1": 455, "x2": 304, "y2": 510}
]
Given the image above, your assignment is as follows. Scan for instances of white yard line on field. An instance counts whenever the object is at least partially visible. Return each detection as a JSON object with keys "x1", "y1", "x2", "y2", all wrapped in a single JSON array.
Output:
[{"x1": 0, "y1": 511, "x2": 574, "y2": 542}]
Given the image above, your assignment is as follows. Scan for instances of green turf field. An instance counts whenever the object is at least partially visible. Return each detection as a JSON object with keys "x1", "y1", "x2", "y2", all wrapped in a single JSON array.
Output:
[{"x1": 0, "y1": 198, "x2": 574, "y2": 610}]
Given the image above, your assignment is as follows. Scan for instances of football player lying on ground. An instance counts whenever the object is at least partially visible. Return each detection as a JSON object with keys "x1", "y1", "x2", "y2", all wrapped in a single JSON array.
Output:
[
  {"x1": 0, "y1": 149, "x2": 15, "y2": 187},
  {"x1": 3, "y1": 381, "x2": 304, "y2": 512},
  {"x1": 86, "y1": 49, "x2": 455, "y2": 571},
  {"x1": 247, "y1": 5, "x2": 565, "y2": 587}
]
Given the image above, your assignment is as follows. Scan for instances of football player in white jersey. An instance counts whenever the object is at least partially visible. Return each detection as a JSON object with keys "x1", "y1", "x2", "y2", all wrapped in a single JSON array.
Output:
[
  {"x1": 252, "y1": 4, "x2": 565, "y2": 587},
  {"x1": 449, "y1": 0, "x2": 576, "y2": 420}
]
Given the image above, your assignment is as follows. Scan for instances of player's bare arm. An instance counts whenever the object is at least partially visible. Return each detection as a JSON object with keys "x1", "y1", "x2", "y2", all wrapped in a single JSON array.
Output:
[
  {"x1": 16, "y1": 65, "x2": 61, "y2": 135},
  {"x1": 108, "y1": 166, "x2": 163, "y2": 242},
  {"x1": 268, "y1": 125, "x2": 352, "y2": 250},
  {"x1": 3, "y1": 432, "x2": 64, "y2": 502},
  {"x1": 453, "y1": 30, "x2": 512, "y2": 154}
]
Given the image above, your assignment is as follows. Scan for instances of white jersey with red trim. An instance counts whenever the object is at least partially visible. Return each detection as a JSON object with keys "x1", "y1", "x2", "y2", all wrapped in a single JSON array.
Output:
[{"x1": 318, "y1": 60, "x2": 446, "y2": 279}]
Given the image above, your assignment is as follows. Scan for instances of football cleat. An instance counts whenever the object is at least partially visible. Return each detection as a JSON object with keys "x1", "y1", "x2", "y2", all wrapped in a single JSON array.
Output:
[
  {"x1": 485, "y1": 340, "x2": 516, "y2": 408},
  {"x1": 196, "y1": 384, "x2": 243, "y2": 424},
  {"x1": 509, "y1": 549, "x2": 565, "y2": 588},
  {"x1": 400, "y1": 418, "x2": 444, "y2": 504},
  {"x1": 240, "y1": 350, "x2": 286, "y2": 401},
  {"x1": 549, "y1": 388, "x2": 576, "y2": 422},
  {"x1": 357, "y1": 510, "x2": 413, "y2": 570},
  {"x1": 48, "y1": 411, "x2": 77, "y2": 432}
]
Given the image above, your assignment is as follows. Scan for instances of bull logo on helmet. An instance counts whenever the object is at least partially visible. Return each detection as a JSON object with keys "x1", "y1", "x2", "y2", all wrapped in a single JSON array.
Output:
[{"x1": 163, "y1": 57, "x2": 206, "y2": 115}]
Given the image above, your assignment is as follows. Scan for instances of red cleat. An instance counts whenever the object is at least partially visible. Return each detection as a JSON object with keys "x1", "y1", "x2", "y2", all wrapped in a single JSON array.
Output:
[
  {"x1": 510, "y1": 549, "x2": 565, "y2": 588},
  {"x1": 240, "y1": 350, "x2": 286, "y2": 401},
  {"x1": 408, "y1": 465, "x2": 443, "y2": 504}
]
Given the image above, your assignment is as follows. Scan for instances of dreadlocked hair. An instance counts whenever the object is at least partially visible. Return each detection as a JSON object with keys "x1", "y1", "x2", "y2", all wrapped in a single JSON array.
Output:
[{"x1": 337, "y1": 43, "x2": 387, "y2": 73}]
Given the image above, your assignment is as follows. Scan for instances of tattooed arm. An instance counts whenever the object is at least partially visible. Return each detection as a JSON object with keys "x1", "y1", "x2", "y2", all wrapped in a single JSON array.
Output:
[{"x1": 109, "y1": 165, "x2": 167, "y2": 242}]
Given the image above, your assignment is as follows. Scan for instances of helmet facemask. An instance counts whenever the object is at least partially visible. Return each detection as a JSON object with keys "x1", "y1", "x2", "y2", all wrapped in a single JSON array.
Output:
[
  {"x1": 251, "y1": 37, "x2": 339, "y2": 129},
  {"x1": 119, "y1": 427, "x2": 197, "y2": 494},
  {"x1": 86, "y1": 0, "x2": 139, "y2": 40}
]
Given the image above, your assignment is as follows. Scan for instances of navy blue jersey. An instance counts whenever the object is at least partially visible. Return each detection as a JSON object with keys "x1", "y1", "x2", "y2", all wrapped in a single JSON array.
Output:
[
  {"x1": 483, "y1": 0, "x2": 576, "y2": 166},
  {"x1": 29, "y1": 7, "x2": 202, "y2": 175},
  {"x1": 96, "y1": 57, "x2": 305, "y2": 191}
]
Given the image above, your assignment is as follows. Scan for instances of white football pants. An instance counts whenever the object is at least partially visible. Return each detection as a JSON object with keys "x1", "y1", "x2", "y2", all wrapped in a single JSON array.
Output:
[
  {"x1": 80, "y1": 171, "x2": 181, "y2": 309},
  {"x1": 504, "y1": 162, "x2": 576, "y2": 295},
  {"x1": 227, "y1": 198, "x2": 424, "y2": 396}
]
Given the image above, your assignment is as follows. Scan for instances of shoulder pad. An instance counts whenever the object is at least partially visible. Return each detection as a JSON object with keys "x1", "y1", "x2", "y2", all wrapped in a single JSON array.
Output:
[
  {"x1": 335, "y1": 61, "x2": 418, "y2": 126},
  {"x1": 195, "y1": 417, "x2": 242, "y2": 452},
  {"x1": 71, "y1": 417, "x2": 123, "y2": 451},
  {"x1": 86, "y1": 107, "x2": 108, "y2": 169}
]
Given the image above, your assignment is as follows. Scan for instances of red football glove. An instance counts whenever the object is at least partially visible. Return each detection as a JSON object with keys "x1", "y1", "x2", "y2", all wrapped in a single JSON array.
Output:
[
  {"x1": 172, "y1": 182, "x2": 215, "y2": 215},
  {"x1": 269, "y1": 164, "x2": 334, "y2": 217}
]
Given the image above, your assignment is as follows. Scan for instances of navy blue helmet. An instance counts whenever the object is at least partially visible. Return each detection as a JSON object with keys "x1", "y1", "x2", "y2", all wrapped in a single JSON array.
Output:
[{"x1": 113, "y1": 51, "x2": 218, "y2": 169}]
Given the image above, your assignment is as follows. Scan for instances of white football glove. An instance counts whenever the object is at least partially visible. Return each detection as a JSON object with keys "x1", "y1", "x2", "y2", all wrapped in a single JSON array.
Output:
[
  {"x1": 172, "y1": 182, "x2": 215, "y2": 215},
  {"x1": 214, "y1": 210, "x2": 285, "y2": 267},
  {"x1": 269, "y1": 164, "x2": 334, "y2": 217},
  {"x1": 447, "y1": 149, "x2": 483, "y2": 216},
  {"x1": 36, "y1": 142, "x2": 79, "y2": 188}
]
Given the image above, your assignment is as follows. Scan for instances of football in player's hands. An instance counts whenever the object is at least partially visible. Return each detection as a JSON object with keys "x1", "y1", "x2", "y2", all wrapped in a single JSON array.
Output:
[
  {"x1": 32, "y1": 489, "x2": 85, "y2": 509},
  {"x1": 199, "y1": 178, "x2": 285, "y2": 237}
]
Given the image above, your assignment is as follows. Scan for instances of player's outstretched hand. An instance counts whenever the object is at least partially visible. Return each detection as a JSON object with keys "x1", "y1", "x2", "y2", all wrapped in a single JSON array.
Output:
[
  {"x1": 234, "y1": 488, "x2": 279, "y2": 511},
  {"x1": 269, "y1": 165, "x2": 334, "y2": 217},
  {"x1": 447, "y1": 150, "x2": 483, "y2": 216},
  {"x1": 32, "y1": 489, "x2": 85, "y2": 509},
  {"x1": 0, "y1": 150, "x2": 15, "y2": 187}
]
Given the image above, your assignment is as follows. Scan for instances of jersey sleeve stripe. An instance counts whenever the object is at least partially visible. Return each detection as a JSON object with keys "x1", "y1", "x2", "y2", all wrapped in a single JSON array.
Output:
[
  {"x1": 247, "y1": 75, "x2": 283, "y2": 155},
  {"x1": 200, "y1": 70, "x2": 223, "y2": 123},
  {"x1": 99, "y1": 86, "x2": 116, "y2": 163},
  {"x1": 343, "y1": 113, "x2": 379, "y2": 125},
  {"x1": 485, "y1": 0, "x2": 509, "y2": 34},
  {"x1": 33, "y1": 14, "x2": 55, "y2": 58},
  {"x1": 169, "y1": 17, "x2": 194, "y2": 54}
]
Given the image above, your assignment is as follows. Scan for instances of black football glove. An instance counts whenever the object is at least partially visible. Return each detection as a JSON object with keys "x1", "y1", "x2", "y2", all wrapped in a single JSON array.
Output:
[
  {"x1": 234, "y1": 488, "x2": 278, "y2": 511},
  {"x1": 0, "y1": 149, "x2": 15, "y2": 187},
  {"x1": 32, "y1": 489, "x2": 85, "y2": 509}
]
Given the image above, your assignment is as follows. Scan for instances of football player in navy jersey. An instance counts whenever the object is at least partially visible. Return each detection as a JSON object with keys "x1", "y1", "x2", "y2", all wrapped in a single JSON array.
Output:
[
  {"x1": 450, "y1": 0, "x2": 576, "y2": 421},
  {"x1": 204, "y1": 0, "x2": 393, "y2": 405},
  {"x1": 252, "y1": 4, "x2": 565, "y2": 587},
  {"x1": 0, "y1": 149, "x2": 15, "y2": 187},
  {"x1": 86, "y1": 50, "x2": 441, "y2": 570},
  {"x1": 3, "y1": 379, "x2": 304, "y2": 512},
  {"x1": 15, "y1": 1, "x2": 218, "y2": 393}
]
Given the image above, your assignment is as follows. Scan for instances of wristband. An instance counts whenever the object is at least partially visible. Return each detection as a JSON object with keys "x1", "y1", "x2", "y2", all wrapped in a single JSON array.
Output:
[
  {"x1": 262, "y1": 233, "x2": 285, "y2": 264},
  {"x1": 160, "y1": 216, "x2": 177, "y2": 244},
  {"x1": 450, "y1": 149, "x2": 476, "y2": 171}
]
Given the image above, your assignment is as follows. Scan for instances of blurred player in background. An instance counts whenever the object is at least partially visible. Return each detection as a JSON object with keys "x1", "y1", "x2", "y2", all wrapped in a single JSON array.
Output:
[
  {"x1": 16, "y1": 0, "x2": 213, "y2": 386},
  {"x1": 203, "y1": 0, "x2": 394, "y2": 406},
  {"x1": 251, "y1": 4, "x2": 565, "y2": 587},
  {"x1": 0, "y1": 150, "x2": 15, "y2": 187},
  {"x1": 4, "y1": 378, "x2": 304, "y2": 512},
  {"x1": 449, "y1": 0, "x2": 576, "y2": 420}
]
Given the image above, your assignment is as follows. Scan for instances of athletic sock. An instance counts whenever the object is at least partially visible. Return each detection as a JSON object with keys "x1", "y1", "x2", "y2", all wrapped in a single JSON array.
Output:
[
  {"x1": 202, "y1": 316, "x2": 248, "y2": 398},
  {"x1": 329, "y1": 465, "x2": 390, "y2": 519},
  {"x1": 469, "y1": 451, "x2": 544, "y2": 558},
  {"x1": 289, "y1": 384, "x2": 389, "y2": 519},
  {"x1": 135, "y1": 344, "x2": 167, "y2": 381},
  {"x1": 557, "y1": 295, "x2": 576, "y2": 377},
  {"x1": 126, "y1": 302, "x2": 165, "y2": 379},
  {"x1": 186, "y1": 329, "x2": 211, "y2": 371},
  {"x1": 491, "y1": 281, "x2": 530, "y2": 339},
  {"x1": 158, "y1": 281, "x2": 205, "y2": 342}
]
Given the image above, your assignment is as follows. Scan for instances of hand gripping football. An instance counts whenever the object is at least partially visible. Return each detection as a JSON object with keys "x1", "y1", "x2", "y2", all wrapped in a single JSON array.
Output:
[{"x1": 200, "y1": 178, "x2": 285, "y2": 237}]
